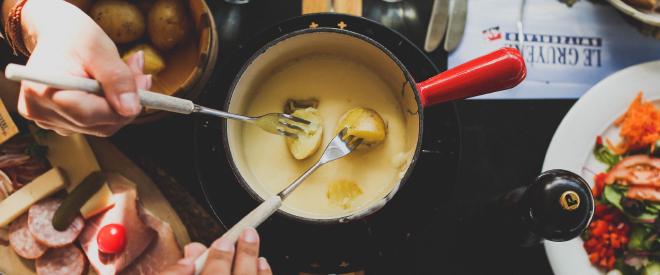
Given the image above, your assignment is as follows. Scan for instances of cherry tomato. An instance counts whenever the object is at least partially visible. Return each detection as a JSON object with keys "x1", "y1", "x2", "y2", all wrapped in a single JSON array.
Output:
[{"x1": 97, "y1": 224, "x2": 126, "y2": 254}]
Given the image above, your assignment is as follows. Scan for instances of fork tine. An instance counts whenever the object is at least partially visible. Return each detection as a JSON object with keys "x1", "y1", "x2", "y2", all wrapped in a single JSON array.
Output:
[
  {"x1": 277, "y1": 129, "x2": 299, "y2": 139},
  {"x1": 279, "y1": 121, "x2": 305, "y2": 133},
  {"x1": 345, "y1": 135, "x2": 354, "y2": 143},
  {"x1": 282, "y1": 114, "x2": 311, "y2": 125},
  {"x1": 350, "y1": 138, "x2": 363, "y2": 150},
  {"x1": 338, "y1": 127, "x2": 348, "y2": 138}
]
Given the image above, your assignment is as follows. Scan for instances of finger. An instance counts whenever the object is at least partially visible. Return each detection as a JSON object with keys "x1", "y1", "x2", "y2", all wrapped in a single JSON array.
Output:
[
  {"x1": 233, "y1": 228, "x2": 260, "y2": 275},
  {"x1": 33, "y1": 121, "x2": 74, "y2": 136},
  {"x1": 135, "y1": 74, "x2": 152, "y2": 91},
  {"x1": 18, "y1": 88, "x2": 79, "y2": 129},
  {"x1": 35, "y1": 118, "x2": 120, "y2": 137},
  {"x1": 49, "y1": 89, "x2": 129, "y2": 127},
  {"x1": 125, "y1": 50, "x2": 145, "y2": 75},
  {"x1": 18, "y1": 81, "x2": 60, "y2": 121},
  {"x1": 22, "y1": 49, "x2": 130, "y2": 130},
  {"x1": 21, "y1": 80, "x2": 128, "y2": 127},
  {"x1": 183, "y1": 242, "x2": 207, "y2": 263},
  {"x1": 158, "y1": 243, "x2": 206, "y2": 275},
  {"x1": 78, "y1": 124, "x2": 123, "y2": 137},
  {"x1": 83, "y1": 44, "x2": 141, "y2": 117},
  {"x1": 30, "y1": 107, "x2": 124, "y2": 137},
  {"x1": 257, "y1": 258, "x2": 273, "y2": 275},
  {"x1": 160, "y1": 261, "x2": 195, "y2": 275},
  {"x1": 53, "y1": 129, "x2": 74, "y2": 136},
  {"x1": 200, "y1": 236, "x2": 235, "y2": 275}
]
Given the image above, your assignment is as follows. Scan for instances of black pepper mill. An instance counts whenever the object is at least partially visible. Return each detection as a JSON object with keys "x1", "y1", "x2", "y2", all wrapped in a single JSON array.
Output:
[{"x1": 477, "y1": 169, "x2": 594, "y2": 247}]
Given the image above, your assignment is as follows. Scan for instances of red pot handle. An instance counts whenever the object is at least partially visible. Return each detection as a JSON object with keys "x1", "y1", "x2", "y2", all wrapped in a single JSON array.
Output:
[{"x1": 417, "y1": 47, "x2": 526, "y2": 107}]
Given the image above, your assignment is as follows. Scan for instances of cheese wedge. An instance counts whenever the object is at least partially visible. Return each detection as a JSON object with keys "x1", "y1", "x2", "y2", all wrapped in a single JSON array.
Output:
[
  {"x1": 33, "y1": 131, "x2": 113, "y2": 218},
  {"x1": 0, "y1": 168, "x2": 66, "y2": 227},
  {"x1": 80, "y1": 184, "x2": 113, "y2": 218}
]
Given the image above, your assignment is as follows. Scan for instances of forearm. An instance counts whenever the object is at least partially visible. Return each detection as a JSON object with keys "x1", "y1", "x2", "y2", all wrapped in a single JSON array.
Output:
[{"x1": 2, "y1": 0, "x2": 72, "y2": 55}]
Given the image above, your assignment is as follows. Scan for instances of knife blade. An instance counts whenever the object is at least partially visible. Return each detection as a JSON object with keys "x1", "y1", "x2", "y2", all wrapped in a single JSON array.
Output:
[
  {"x1": 423, "y1": 0, "x2": 449, "y2": 52},
  {"x1": 444, "y1": 0, "x2": 468, "y2": 52}
]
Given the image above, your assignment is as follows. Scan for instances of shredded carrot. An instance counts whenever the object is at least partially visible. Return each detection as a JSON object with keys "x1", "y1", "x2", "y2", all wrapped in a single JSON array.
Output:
[
  {"x1": 605, "y1": 138, "x2": 627, "y2": 155},
  {"x1": 614, "y1": 92, "x2": 660, "y2": 151}
]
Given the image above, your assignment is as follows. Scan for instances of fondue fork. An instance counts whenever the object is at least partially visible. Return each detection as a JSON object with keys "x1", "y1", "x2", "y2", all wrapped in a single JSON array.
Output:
[
  {"x1": 4, "y1": 64, "x2": 313, "y2": 139},
  {"x1": 193, "y1": 128, "x2": 363, "y2": 274}
]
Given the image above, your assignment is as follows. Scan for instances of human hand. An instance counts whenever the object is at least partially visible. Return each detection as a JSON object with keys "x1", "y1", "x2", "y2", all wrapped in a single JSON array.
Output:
[
  {"x1": 16, "y1": 0, "x2": 149, "y2": 136},
  {"x1": 162, "y1": 227, "x2": 272, "y2": 275}
]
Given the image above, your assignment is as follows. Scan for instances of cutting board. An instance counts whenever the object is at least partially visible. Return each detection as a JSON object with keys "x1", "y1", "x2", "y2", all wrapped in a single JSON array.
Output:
[{"x1": 0, "y1": 137, "x2": 190, "y2": 274}]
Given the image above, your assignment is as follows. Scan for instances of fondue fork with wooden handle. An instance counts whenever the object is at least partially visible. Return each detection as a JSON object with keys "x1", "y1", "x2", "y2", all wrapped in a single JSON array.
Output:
[
  {"x1": 4, "y1": 64, "x2": 313, "y2": 138},
  {"x1": 193, "y1": 128, "x2": 362, "y2": 274}
]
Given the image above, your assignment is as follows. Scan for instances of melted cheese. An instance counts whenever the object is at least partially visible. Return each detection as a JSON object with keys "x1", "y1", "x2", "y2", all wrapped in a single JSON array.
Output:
[{"x1": 241, "y1": 54, "x2": 408, "y2": 219}]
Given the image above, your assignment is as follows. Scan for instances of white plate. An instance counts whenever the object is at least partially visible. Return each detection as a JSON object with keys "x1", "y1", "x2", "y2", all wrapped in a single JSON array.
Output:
[
  {"x1": 608, "y1": 0, "x2": 660, "y2": 27},
  {"x1": 542, "y1": 60, "x2": 660, "y2": 275}
]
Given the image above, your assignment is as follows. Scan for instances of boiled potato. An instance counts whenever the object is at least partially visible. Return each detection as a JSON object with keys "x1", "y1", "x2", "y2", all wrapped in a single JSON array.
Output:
[
  {"x1": 122, "y1": 44, "x2": 166, "y2": 75},
  {"x1": 284, "y1": 98, "x2": 319, "y2": 114},
  {"x1": 326, "y1": 180, "x2": 363, "y2": 210},
  {"x1": 90, "y1": 0, "x2": 146, "y2": 44},
  {"x1": 336, "y1": 107, "x2": 387, "y2": 146},
  {"x1": 286, "y1": 108, "x2": 323, "y2": 160},
  {"x1": 148, "y1": 0, "x2": 191, "y2": 51}
]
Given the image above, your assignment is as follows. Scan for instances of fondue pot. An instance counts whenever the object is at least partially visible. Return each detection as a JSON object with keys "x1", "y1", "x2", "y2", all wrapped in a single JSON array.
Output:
[
  {"x1": 221, "y1": 27, "x2": 525, "y2": 223},
  {"x1": 194, "y1": 13, "x2": 510, "y2": 273}
]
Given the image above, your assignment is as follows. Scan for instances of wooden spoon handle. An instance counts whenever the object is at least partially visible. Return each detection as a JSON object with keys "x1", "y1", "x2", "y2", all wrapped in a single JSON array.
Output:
[{"x1": 4, "y1": 63, "x2": 195, "y2": 114}]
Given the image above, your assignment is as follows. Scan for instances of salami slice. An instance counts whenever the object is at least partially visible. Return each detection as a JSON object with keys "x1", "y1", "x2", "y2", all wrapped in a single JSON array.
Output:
[
  {"x1": 28, "y1": 198, "x2": 84, "y2": 247},
  {"x1": 8, "y1": 213, "x2": 47, "y2": 259},
  {"x1": 36, "y1": 244, "x2": 86, "y2": 275}
]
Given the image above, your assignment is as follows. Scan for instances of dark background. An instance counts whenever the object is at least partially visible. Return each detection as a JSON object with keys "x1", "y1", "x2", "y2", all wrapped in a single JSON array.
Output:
[{"x1": 114, "y1": 1, "x2": 576, "y2": 274}]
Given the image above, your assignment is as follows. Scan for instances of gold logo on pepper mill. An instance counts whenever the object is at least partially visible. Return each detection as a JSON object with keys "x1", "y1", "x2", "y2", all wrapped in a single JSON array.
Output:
[{"x1": 560, "y1": 191, "x2": 580, "y2": 211}]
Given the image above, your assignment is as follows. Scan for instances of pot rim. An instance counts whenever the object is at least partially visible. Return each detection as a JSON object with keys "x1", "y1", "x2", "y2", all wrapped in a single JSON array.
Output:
[{"x1": 221, "y1": 27, "x2": 425, "y2": 224}]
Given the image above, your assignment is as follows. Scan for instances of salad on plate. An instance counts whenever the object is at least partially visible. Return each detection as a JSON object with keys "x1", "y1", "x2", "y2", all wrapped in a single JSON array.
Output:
[{"x1": 583, "y1": 92, "x2": 659, "y2": 275}]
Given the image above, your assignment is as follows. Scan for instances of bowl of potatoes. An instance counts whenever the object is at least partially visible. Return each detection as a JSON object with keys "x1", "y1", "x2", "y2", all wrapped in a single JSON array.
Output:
[{"x1": 78, "y1": 0, "x2": 218, "y2": 122}]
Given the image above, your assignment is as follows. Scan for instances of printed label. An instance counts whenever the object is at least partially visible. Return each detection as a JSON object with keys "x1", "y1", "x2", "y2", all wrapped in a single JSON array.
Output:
[{"x1": 0, "y1": 98, "x2": 19, "y2": 144}]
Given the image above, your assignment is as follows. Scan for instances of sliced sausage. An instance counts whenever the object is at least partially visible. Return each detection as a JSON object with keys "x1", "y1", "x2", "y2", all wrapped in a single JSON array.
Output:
[
  {"x1": 8, "y1": 213, "x2": 48, "y2": 259},
  {"x1": 36, "y1": 244, "x2": 86, "y2": 275},
  {"x1": 28, "y1": 198, "x2": 84, "y2": 247}
]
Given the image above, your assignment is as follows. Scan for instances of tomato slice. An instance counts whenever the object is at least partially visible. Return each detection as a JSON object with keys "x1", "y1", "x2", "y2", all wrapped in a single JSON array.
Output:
[{"x1": 97, "y1": 223, "x2": 126, "y2": 254}]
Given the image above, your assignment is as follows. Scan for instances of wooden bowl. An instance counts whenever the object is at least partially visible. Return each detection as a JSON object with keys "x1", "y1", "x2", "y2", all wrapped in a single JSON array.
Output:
[
  {"x1": 87, "y1": 0, "x2": 219, "y2": 123},
  {"x1": 135, "y1": 0, "x2": 218, "y2": 123}
]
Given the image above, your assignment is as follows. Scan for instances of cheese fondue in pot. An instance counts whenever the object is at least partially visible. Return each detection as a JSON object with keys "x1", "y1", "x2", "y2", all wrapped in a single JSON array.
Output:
[{"x1": 240, "y1": 54, "x2": 409, "y2": 219}]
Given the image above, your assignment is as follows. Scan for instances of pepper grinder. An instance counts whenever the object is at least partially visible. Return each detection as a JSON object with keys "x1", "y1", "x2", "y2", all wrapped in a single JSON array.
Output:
[{"x1": 478, "y1": 169, "x2": 594, "y2": 247}]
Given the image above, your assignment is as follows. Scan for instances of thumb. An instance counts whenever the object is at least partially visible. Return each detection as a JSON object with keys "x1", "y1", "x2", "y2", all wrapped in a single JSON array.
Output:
[
  {"x1": 160, "y1": 242, "x2": 207, "y2": 275},
  {"x1": 85, "y1": 49, "x2": 142, "y2": 117}
]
